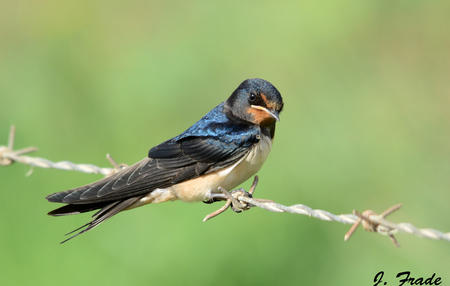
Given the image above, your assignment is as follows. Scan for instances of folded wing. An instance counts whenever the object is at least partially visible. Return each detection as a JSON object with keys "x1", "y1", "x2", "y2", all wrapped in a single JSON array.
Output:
[{"x1": 46, "y1": 134, "x2": 259, "y2": 205}]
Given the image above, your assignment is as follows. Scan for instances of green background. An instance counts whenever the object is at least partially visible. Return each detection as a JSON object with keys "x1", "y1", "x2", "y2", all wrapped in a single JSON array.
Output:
[{"x1": 1, "y1": 1, "x2": 449, "y2": 285}]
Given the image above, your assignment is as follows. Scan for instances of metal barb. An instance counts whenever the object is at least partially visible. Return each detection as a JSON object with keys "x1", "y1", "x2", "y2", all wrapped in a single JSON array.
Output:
[
  {"x1": 8, "y1": 125, "x2": 15, "y2": 150},
  {"x1": 344, "y1": 204, "x2": 402, "y2": 247},
  {"x1": 106, "y1": 153, "x2": 128, "y2": 176},
  {"x1": 0, "y1": 126, "x2": 113, "y2": 175},
  {"x1": 344, "y1": 218, "x2": 361, "y2": 242},
  {"x1": 0, "y1": 125, "x2": 38, "y2": 166}
]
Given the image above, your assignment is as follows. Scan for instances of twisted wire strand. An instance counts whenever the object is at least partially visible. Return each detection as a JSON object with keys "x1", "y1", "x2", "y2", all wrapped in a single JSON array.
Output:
[
  {"x1": 237, "y1": 197, "x2": 450, "y2": 242},
  {"x1": 3, "y1": 152, "x2": 113, "y2": 176},
  {"x1": 1, "y1": 126, "x2": 449, "y2": 244}
]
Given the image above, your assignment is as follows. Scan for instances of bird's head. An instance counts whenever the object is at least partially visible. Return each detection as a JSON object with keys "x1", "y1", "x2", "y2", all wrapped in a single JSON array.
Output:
[{"x1": 224, "y1": 78, "x2": 284, "y2": 126}]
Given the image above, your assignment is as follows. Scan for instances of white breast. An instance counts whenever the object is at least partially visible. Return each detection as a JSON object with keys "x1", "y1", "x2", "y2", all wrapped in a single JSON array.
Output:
[
  {"x1": 131, "y1": 135, "x2": 273, "y2": 207},
  {"x1": 168, "y1": 135, "x2": 273, "y2": 202}
]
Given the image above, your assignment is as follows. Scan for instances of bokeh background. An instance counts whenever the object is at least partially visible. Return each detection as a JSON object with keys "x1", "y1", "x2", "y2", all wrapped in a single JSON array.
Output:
[{"x1": 1, "y1": 0, "x2": 449, "y2": 285}]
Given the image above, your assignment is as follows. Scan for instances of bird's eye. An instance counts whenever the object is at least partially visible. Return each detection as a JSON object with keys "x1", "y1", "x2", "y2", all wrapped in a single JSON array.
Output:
[{"x1": 249, "y1": 93, "x2": 257, "y2": 102}]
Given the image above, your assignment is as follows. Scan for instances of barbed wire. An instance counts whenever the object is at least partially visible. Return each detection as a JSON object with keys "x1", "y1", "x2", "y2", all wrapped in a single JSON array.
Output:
[
  {"x1": 1, "y1": 125, "x2": 449, "y2": 245},
  {"x1": 237, "y1": 195, "x2": 450, "y2": 243},
  {"x1": 0, "y1": 126, "x2": 116, "y2": 176}
]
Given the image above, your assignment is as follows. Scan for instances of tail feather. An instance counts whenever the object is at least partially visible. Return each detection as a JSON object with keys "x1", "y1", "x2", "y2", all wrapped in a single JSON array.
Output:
[
  {"x1": 48, "y1": 202, "x2": 111, "y2": 216},
  {"x1": 48, "y1": 197, "x2": 141, "y2": 244}
]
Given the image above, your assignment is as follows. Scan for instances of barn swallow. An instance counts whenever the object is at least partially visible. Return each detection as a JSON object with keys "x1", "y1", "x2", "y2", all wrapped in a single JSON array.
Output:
[{"x1": 46, "y1": 78, "x2": 284, "y2": 243}]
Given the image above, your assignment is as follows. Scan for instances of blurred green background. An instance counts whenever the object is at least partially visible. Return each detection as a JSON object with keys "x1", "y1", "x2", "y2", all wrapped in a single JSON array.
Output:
[{"x1": 1, "y1": 0, "x2": 449, "y2": 285}]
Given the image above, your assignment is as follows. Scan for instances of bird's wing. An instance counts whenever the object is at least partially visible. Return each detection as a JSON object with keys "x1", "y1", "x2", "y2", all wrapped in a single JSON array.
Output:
[{"x1": 46, "y1": 132, "x2": 259, "y2": 205}]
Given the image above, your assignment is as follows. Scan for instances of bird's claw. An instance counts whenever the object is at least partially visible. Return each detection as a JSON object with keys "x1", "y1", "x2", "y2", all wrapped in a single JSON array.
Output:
[
  {"x1": 202, "y1": 176, "x2": 258, "y2": 222},
  {"x1": 228, "y1": 188, "x2": 253, "y2": 213}
]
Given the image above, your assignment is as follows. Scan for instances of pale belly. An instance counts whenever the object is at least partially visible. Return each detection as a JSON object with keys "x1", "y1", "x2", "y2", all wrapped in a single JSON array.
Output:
[{"x1": 131, "y1": 136, "x2": 272, "y2": 207}]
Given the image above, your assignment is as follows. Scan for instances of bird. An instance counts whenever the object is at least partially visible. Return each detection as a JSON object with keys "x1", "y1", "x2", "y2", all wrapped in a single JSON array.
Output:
[{"x1": 46, "y1": 78, "x2": 284, "y2": 243}]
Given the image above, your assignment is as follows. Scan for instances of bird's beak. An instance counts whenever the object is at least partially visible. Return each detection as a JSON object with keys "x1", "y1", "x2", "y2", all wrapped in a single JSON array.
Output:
[{"x1": 251, "y1": 105, "x2": 280, "y2": 121}]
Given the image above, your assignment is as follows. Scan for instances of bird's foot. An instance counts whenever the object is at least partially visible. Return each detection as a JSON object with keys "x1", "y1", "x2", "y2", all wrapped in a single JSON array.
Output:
[{"x1": 202, "y1": 176, "x2": 259, "y2": 222}]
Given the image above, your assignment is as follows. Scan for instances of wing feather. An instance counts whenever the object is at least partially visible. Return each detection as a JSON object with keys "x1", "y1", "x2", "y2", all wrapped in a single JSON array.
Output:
[{"x1": 46, "y1": 133, "x2": 259, "y2": 205}]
